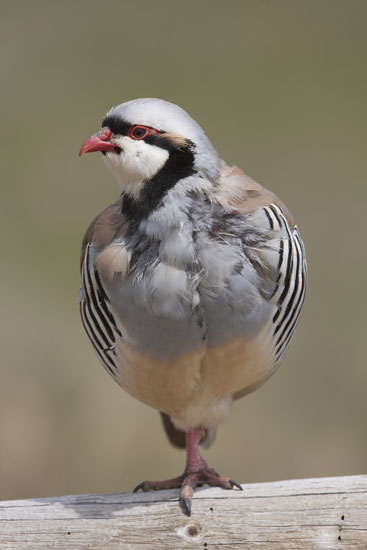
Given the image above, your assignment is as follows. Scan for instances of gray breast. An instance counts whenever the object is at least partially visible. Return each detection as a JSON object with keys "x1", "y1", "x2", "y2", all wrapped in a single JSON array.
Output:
[
  {"x1": 194, "y1": 207, "x2": 276, "y2": 346},
  {"x1": 101, "y1": 190, "x2": 275, "y2": 360}
]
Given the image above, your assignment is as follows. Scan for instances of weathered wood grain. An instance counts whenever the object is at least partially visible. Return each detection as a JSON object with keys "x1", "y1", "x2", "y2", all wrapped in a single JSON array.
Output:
[{"x1": 0, "y1": 476, "x2": 366, "y2": 549}]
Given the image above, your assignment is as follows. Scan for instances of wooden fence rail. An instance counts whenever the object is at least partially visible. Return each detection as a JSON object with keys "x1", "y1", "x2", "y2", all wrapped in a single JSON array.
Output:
[{"x1": 0, "y1": 475, "x2": 366, "y2": 549}]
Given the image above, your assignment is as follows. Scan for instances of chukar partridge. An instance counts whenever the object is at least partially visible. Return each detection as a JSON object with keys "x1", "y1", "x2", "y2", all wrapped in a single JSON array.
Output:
[{"x1": 79, "y1": 98, "x2": 307, "y2": 515}]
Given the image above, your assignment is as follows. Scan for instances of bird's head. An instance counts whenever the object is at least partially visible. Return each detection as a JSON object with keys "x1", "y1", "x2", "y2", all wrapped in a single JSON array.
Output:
[{"x1": 79, "y1": 98, "x2": 220, "y2": 199}]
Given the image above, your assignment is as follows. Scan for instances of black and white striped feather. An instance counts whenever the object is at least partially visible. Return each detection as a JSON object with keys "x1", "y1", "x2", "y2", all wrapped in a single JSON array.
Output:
[
  {"x1": 79, "y1": 243, "x2": 122, "y2": 379},
  {"x1": 263, "y1": 204, "x2": 307, "y2": 371}
]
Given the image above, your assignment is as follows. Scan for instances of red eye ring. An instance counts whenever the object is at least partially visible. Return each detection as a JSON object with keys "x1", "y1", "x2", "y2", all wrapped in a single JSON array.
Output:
[{"x1": 127, "y1": 125, "x2": 159, "y2": 140}]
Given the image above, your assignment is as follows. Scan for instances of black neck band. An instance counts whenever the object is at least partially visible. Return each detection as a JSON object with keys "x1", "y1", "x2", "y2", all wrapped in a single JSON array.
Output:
[{"x1": 121, "y1": 146, "x2": 195, "y2": 222}]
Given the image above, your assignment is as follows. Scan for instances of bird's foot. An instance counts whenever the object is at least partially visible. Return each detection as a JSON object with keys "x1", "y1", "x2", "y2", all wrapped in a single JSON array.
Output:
[
  {"x1": 133, "y1": 463, "x2": 242, "y2": 516},
  {"x1": 133, "y1": 474, "x2": 185, "y2": 493},
  {"x1": 180, "y1": 465, "x2": 242, "y2": 516}
]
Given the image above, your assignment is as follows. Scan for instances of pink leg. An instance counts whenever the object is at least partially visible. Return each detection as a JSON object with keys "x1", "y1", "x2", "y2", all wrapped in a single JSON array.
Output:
[
  {"x1": 133, "y1": 427, "x2": 242, "y2": 516},
  {"x1": 185, "y1": 427, "x2": 206, "y2": 470}
]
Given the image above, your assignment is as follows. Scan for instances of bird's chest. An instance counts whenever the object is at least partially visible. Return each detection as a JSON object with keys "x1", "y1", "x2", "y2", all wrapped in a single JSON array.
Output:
[
  {"x1": 101, "y1": 210, "x2": 267, "y2": 359},
  {"x1": 100, "y1": 222, "x2": 203, "y2": 359}
]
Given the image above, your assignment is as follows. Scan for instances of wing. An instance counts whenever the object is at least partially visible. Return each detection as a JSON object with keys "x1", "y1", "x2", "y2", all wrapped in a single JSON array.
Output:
[
  {"x1": 261, "y1": 203, "x2": 307, "y2": 370},
  {"x1": 79, "y1": 199, "x2": 125, "y2": 380},
  {"x1": 213, "y1": 163, "x2": 307, "y2": 397}
]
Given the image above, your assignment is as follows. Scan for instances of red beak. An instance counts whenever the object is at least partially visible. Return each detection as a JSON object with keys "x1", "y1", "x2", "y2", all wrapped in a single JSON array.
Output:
[{"x1": 79, "y1": 128, "x2": 117, "y2": 156}]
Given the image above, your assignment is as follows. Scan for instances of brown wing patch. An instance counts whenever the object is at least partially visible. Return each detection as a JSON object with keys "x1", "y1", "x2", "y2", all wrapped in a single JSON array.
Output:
[
  {"x1": 80, "y1": 197, "x2": 125, "y2": 272},
  {"x1": 214, "y1": 162, "x2": 295, "y2": 228}
]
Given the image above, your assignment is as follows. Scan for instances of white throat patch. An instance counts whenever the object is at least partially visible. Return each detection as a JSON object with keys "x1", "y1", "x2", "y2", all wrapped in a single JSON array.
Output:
[{"x1": 103, "y1": 136, "x2": 169, "y2": 198}]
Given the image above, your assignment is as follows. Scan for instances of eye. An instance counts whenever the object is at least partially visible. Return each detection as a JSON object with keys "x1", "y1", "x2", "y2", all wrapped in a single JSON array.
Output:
[{"x1": 128, "y1": 125, "x2": 151, "y2": 140}]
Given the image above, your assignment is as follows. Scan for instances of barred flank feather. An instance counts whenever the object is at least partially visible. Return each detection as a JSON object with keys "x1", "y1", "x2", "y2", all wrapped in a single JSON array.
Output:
[
  {"x1": 80, "y1": 244, "x2": 122, "y2": 379},
  {"x1": 263, "y1": 204, "x2": 307, "y2": 371}
]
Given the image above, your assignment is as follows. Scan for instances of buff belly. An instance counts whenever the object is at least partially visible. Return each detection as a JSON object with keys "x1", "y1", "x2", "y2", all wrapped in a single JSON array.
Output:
[{"x1": 113, "y1": 322, "x2": 275, "y2": 431}]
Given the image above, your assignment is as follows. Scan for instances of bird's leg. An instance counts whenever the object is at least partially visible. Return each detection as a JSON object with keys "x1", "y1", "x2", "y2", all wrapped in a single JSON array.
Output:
[
  {"x1": 133, "y1": 427, "x2": 242, "y2": 516},
  {"x1": 184, "y1": 427, "x2": 206, "y2": 470},
  {"x1": 179, "y1": 427, "x2": 242, "y2": 515}
]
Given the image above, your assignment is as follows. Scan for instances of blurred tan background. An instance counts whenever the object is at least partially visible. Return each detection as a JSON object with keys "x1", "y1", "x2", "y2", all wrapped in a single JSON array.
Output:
[{"x1": 1, "y1": 0, "x2": 366, "y2": 502}]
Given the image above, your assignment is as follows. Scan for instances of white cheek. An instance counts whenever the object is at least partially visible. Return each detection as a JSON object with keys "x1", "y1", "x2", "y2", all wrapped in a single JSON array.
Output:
[{"x1": 104, "y1": 137, "x2": 169, "y2": 197}]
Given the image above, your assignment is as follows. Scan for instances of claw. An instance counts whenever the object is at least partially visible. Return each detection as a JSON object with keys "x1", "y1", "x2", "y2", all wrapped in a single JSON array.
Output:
[
  {"x1": 132, "y1": 450, "x2": 242, "y2": 516},
  {"x1": 229, "y1": 479, "x2": 243, "y2": 491},
  {"x1": 133, "y1": 482, "x2": 146, "y2": 493},
  {"x1": 181, "y1": 497, "x2": 192, "y2": 516}
]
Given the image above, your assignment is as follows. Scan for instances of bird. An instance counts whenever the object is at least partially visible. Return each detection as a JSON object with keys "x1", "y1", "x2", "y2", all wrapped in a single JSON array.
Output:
[{"x1": 78, "y1": 98, "x2": 307, "y2": 516}]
